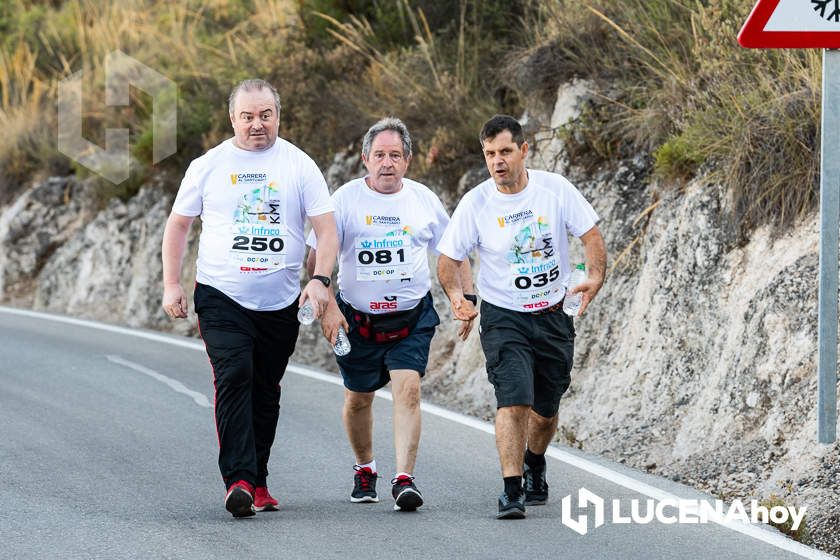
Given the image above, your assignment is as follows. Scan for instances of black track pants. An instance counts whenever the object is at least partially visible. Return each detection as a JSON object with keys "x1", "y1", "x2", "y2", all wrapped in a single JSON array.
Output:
[{"x1": 194, "y1": 282, "x2": 300, "y2": 489}]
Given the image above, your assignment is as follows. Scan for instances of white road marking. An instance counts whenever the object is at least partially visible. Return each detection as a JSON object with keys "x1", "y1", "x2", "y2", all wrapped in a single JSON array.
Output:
[
  {"x1": 106, "y1": 354, "x2": 211, "y2": 408},
  {"x1": 0, "y1": 306, "x2": 830, "y2": 560}
]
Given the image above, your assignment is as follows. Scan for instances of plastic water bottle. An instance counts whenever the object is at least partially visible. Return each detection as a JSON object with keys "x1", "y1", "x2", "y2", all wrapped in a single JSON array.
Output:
[
  {"x1": 563, "y1": 263, "x2": 586, "y2": 317},
  {"x1": 297, "y1": 300, "x2": 315, "y2": 325},
  {"x1": 333, "y1": 327, "x2": 351, "y2": 356}
]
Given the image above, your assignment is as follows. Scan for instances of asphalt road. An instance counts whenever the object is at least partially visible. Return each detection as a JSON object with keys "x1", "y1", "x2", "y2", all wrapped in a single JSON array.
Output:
[{"x1": 0, "y1": 308, "x2": 830, "y2": 560}]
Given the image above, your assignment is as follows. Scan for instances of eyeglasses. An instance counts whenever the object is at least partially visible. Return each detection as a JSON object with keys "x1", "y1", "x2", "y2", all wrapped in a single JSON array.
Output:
[{"x1": 371, "y1": 152, "x2": 404, "y2": 163}]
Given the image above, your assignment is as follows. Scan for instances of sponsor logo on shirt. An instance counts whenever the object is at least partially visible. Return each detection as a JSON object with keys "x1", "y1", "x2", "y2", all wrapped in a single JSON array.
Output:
[
  {"x1": 365, "y1": 215, "x2": 401, "y2": 226},
  {"x1": 238, "y1": 225, "x2": 283, "y2": 236},
  {"x1": 230, "y1": 172, "x2": 268, "y2": 185},
  {"x1": 370, "y1": 295, "x2": 398, "y2": 311},
  {"x1": 359, "y1": 238, "x2": 405, "y2": 249},
  {"x1": 497, "y1": 209, "x2": 534, "y2": 228}
]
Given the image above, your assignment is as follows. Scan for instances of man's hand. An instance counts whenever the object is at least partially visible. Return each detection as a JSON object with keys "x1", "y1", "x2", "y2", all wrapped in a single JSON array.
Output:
[
  {"x1": 456, "y1": 316, "x2": 474, "y2": 341},
  {"x1": 576, "y1": 225, "x2": 607, "y2": 316},
  {"x1": 449, "y1": 294, "x2": 477, "y2": 322},
  {"x1": 299, "y1": 279, "x2": 330, "y2": 319},
  {"x1": 162, "y1": 283, "x2": 188, "y2": 319},
  {"x1": 570, "y1": 277, "x2": 603, "y2": 316},
  {"x1": 320, "y1": 300, "x2": 349, "y2": 345},
  {"x1": 449, "y1": 293, "x2": 477, "y2": 341}
]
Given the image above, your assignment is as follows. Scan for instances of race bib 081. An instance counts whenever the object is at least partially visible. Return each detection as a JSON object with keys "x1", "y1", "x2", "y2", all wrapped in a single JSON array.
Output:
[{"x1": 354, "y1": 233, "x2": 413, "y2": 281}]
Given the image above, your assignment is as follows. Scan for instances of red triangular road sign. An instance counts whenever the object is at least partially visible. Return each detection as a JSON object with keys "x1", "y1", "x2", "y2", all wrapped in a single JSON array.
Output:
[{"x1": 739, "y1": 0, "x2": 840, "y2": 48}]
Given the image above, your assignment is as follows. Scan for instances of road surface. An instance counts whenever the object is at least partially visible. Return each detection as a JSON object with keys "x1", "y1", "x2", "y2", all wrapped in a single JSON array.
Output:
[{"x1": 0, "y1": 308, "x2": 830, "y2": 559}]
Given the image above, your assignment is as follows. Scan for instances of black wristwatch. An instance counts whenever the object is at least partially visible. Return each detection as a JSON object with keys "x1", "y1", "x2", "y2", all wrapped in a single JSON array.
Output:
[
  {"x1": 313, "y1": 275, "x2": 331, "y2": 288},
  {"x1": 464, "y1": 294, "x2": 478, "y2": 305}
]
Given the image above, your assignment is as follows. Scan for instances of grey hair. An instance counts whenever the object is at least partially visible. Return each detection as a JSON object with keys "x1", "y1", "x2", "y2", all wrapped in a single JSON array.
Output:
[
  {"x1": 362, "y1": 117, "x2": 412, "y2": 159},
  {"x1": 228, "y1": 79, "x2": 281, "y2": 116}
]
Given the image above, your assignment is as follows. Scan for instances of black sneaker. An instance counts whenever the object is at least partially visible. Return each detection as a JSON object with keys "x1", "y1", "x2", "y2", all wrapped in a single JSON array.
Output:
[
  {"x1": 391, "y1": 474, "x2": 423, "y2": 511},
  {"x1": 351, "y1": 465, "x2": 379, "y2": 503},
  {"x1": 523, "y1": 462, "x2": 548, "y2": 505},
  {"x1": 497, "y1": 491, "x2": 526, "y2": 519}
]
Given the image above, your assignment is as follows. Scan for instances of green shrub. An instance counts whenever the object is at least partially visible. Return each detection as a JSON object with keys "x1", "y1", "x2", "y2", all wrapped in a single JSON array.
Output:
[
  {"x1": 0, "y1": 0, "x2": 529, "y2": 202},
  {"x1": 516, "y1": 0, "x2": 821, "y2": 242}
]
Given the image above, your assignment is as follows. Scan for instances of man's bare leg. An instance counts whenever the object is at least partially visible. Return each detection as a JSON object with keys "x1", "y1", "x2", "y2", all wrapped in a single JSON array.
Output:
[
  {"x1": 526, "y1": 409, "x2": 558, "y2": 454},
  {"x1": 390, "y1": 369, "x2": 421, "y2": 474},
  {"x1": 495, "y1": 405, "x2": 530, "y2": 476},
  {"x1": 389, "y1": 369, "x2": 424, "y2": 511},
  {"x1": 343, "y1": 389, "x2": 375, "y2": 464}
]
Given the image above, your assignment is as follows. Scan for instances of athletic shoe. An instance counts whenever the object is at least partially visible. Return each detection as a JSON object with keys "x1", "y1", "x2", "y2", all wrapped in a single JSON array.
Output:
[
  {"x1": 225, "y1": 480, "x2": 255, "y2": 518},
  {"x1": 497, "y1": 491, "x2": 526, "y2": 519},
  {"x1": 254, "y1": 486, "x2": 279, "y2": 512},
  {"x1": 391, "y1": 474, "x2": 423, "y2": 511},
  {"x1": 351, "y1": 465, "x2": 379, "y2": 503},
  {"x1": 523, "y1": 462, "x2": 548, "y2": 506}
]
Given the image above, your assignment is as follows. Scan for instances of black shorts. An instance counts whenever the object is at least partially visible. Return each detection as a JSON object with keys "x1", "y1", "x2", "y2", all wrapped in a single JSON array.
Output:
[
  {"x1": 336, "y1": 292, "x2": 440, "y2": 393},
  {"x1": 478, "y1": 300, "x2": 575, "y2": 418}
]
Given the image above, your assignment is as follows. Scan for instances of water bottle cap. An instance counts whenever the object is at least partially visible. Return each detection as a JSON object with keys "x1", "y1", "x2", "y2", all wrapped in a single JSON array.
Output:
[{"x1": 575, "y1": 263, "x2": 585, "y2": 271}]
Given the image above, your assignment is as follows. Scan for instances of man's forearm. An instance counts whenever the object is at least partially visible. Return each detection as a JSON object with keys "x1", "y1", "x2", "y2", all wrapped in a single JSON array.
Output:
[
  {"x1": 162, "y1": 216, "x2": 192, "y2": 285},
  {"x1": 305, "y1": 247, "x2": 317, "y2": 278},
  {"x1": 581, "y1": 227, "x2": 607, "y2": 283},
  {"x1": 312, "y1": 230, "x2": 338, "y2": 278},
  {"x1": 458, "y1": 257, "x2": 475, "y2": 294},
  {"x1": 437, "y1": 254, "x2": 465, "y2": 298}
]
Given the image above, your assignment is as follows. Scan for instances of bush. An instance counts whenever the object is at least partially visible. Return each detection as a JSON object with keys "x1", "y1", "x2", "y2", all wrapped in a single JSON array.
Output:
[
  {"x1": 515, "y1": 0, "x2": 821, "y2": 242},
  {"x1": 0, "y1": 0, "x2": 530, "y2": 202}
]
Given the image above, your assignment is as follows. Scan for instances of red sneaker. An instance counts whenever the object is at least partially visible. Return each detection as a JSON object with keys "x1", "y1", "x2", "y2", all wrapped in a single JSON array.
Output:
[
  {"x1": 254, "y1": 486, "x2": 279, "y2": 512},
  {"x1": 224, "y1": 480, "x2": 255, "y2": 518}
]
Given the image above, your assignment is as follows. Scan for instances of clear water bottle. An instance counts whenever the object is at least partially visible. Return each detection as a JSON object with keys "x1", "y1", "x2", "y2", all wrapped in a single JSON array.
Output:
[
  {"x1": 297, "y1": 300, "x2": 315, "y2": 325},
  {"x1": 563, "y1": 263, "x2": 586, "y2": 317},
  {"x1": 333, "y1": 327, "x2": 351, "y2": 356}
]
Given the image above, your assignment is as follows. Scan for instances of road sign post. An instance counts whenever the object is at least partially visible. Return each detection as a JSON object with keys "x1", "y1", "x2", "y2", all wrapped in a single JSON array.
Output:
[
  {"x1": 739, "y1": 0, "x2": 840, "y2": 443},
  {"x1": 818, "y1": 49, "x2": 840, "y2": 443}
]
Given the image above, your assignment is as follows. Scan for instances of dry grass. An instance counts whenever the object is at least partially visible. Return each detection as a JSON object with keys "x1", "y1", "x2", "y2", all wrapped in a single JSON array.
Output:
[
  {"x1": 517, "y1": 0, "x2": 821, "y2": 242},
  {"x1": 0, "y1": 0, "x2": 323, "y2": 201},
  {"x1": 0, "y1": 0, "x2": 525, "y2": 203},
  {"x1": 313, "y1": 0, "x2": 510, "y2": 184}
]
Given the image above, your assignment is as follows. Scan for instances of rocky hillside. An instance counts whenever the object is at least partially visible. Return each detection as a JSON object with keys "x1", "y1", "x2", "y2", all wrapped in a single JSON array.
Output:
[{"x1": 1, "y1": 84, "x2": 838, "y2": 554}]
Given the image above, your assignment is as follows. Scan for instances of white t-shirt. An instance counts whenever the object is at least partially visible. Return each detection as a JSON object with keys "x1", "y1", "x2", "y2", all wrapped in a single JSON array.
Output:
[
  {"x1": 436, "y1": 169, "x2": 598, "y2": 313},
  {"x1": 307, "y1": 177, "x2": 449, "y2": 314},
  {"x1": 172, "y1": 138, "x2": 334, "y2": 311}
]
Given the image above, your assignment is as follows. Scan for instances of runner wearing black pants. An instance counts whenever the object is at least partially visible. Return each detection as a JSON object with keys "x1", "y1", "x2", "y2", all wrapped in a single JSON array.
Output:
[{"x1": 162, "y1": 79, "x2": 338, "y2": 518}]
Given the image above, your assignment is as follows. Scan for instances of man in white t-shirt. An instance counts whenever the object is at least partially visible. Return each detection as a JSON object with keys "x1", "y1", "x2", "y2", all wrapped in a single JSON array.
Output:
[
  {"x1": 437, "y1": 115, "x2": 606, "y2": 519},
  {"x1": 161, "y1": 79, "x2": 338, "y2": 518},
  {"x1": 306, "y1": 117, "x2": 474, "y2": 512}
]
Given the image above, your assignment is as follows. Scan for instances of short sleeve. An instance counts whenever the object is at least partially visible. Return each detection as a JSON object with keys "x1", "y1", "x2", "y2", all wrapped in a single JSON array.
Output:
[
  {"x1": 562, "y1": 180, "x2": 599, "y2": 238},
  {"x1": 436, "y1": 195, "x2": 478, "y2": 261},
  {"x1": 427, "y1": 191, "x2": 450, "y2": 255},
  {"x1": 172, "y1": 159, "x2": 205, "y2": 217},
  {"x1": 300, "y1": 155, "x2": 334, "y2": 217},
  {"x1": 306, "y1": 189, "x2": 344, "y2": 249}
]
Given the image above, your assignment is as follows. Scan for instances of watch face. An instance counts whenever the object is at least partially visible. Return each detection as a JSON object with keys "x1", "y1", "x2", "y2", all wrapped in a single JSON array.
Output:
[{"x1": 315, "y1": 275, "x2": 330, "y2": 287}]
